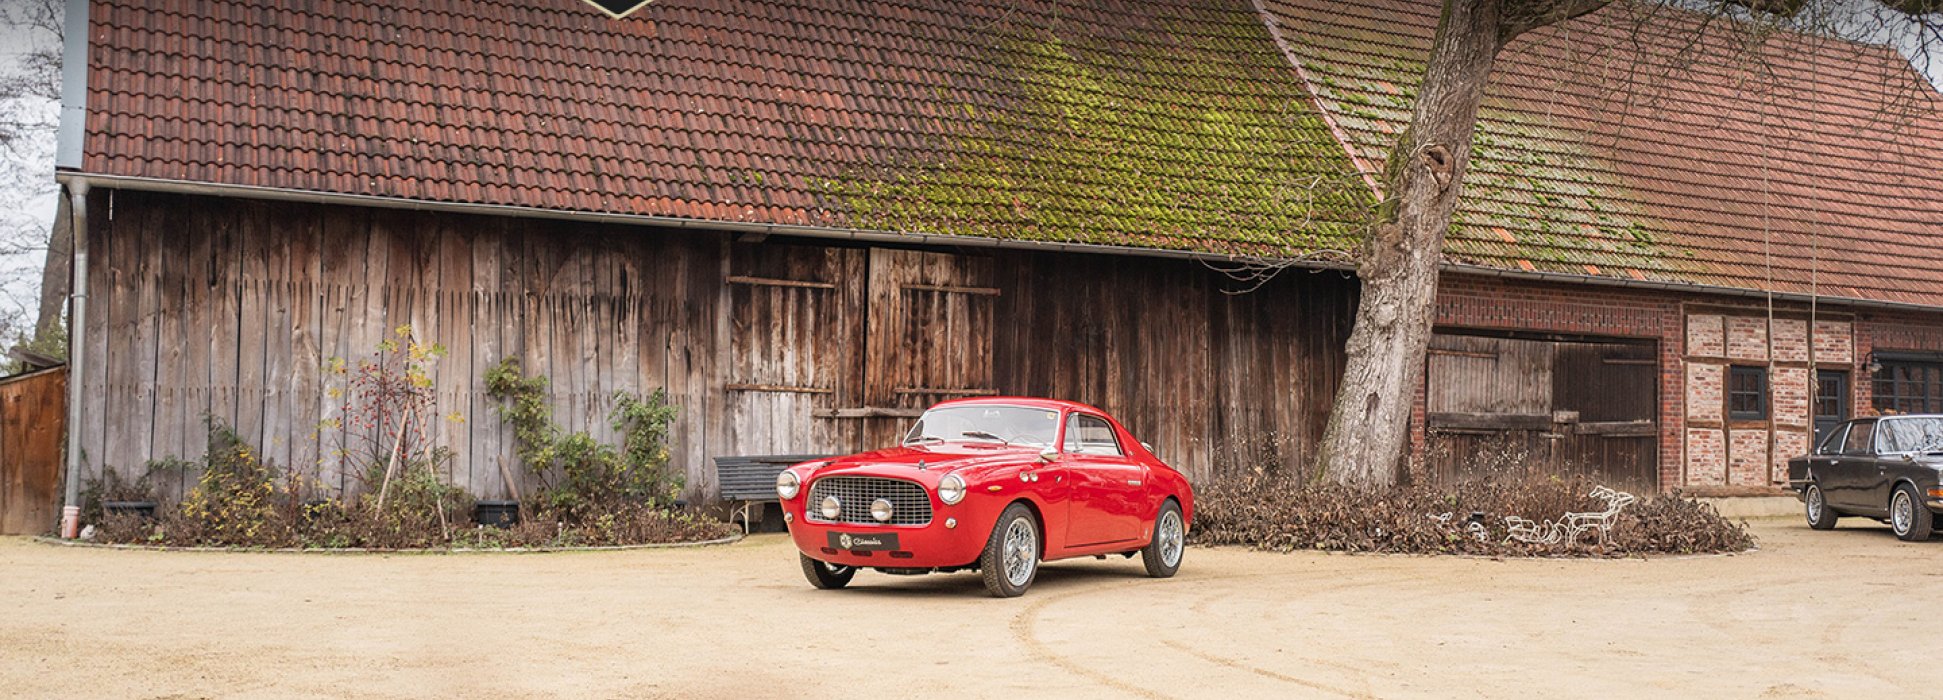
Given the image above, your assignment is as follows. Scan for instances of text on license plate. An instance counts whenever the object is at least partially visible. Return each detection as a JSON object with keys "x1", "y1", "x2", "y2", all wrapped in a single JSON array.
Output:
[{"x1": 827, "y1": 531, "x2": 899, "y2": 551}]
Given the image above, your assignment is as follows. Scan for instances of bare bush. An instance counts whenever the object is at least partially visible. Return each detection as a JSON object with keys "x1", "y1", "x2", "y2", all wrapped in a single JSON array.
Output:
[{"x1": 1191, "y1": 474, "x2": 1755, "y2": 557}]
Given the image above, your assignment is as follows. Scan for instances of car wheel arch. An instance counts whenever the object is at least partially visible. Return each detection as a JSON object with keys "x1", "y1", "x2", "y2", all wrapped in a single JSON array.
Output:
[
  {"x1": 1891, "y1": 477, "x2": 1926, "y2": 507},
  {"x1": 1004, "y1": 497, "x2": 1048, "y2": 558}
]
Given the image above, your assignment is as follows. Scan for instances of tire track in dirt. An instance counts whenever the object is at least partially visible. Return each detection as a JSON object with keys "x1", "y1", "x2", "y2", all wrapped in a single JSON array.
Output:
[
  {"x1": 1008, "y1": 565, "x2": 1401, "y2": 699},
  {"x1": 1159, "y1": 639, "x2": 1375, "y2": 699},
  {"x1": 1179, "y1": 572, "x2": 1407, "y2": 689},
  {"x1": 1008, "y1": 574, "x2": 1173, "y2": 699}
]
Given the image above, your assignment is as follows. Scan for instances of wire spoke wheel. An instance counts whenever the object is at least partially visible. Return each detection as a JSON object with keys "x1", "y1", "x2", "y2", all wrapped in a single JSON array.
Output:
[
  {"x1": 1159, "y1": 510, "x2": 1184, "y2": 567},
  {"x1": 1003, "y1": 517, "x2": 1037, "y2": 587},
  {"x1": 1894, "y1": 491, "x2": 1913, "y2": 535}
]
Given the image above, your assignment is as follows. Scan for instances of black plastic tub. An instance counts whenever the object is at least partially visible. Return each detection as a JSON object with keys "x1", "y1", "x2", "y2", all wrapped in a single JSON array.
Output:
[
  {"x1": 102, "y1": 501, "x2": 158, "y2": 520},
  {"x1": 474, "y1": 500, "x2": 520, "y2": 528}
]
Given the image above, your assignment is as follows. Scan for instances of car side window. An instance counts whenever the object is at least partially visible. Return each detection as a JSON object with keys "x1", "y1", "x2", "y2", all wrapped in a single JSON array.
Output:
[
  {"x1": 1062, "y1": 414, "x2": 1123, "y2": 456},
  {"x1": 1843, "y1": 421, "x2": 1876, "y2": 456},
  {"x1": 1816, "y1": 424, "x2": 1849, "y2": 455}
]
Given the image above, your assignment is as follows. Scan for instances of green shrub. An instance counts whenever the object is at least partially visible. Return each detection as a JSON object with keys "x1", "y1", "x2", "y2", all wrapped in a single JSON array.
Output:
[{"x1": 484, "y1": 358, "x2": 686, "y2": 521}]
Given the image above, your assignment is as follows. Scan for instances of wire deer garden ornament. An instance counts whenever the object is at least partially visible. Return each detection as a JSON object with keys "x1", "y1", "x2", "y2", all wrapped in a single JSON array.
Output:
[
  {"x1": 1503, "y1": 486, "x2": 1637, "y2": 546},
  {"x1": 1430, "y1": 486, "x2": 1638, "y2": 546}
]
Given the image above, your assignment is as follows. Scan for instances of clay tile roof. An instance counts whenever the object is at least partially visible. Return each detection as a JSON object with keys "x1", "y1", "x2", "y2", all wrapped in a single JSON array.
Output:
[
  {"x1": 1263, "y1": 0, "x2": 1943, "y2": 306},
  {"x1": 80, "y1": 0, "x2": 1943, "y2": 307},
  {"x1": 80, "y1": 0, "x2": 1372, "y2": 258}
]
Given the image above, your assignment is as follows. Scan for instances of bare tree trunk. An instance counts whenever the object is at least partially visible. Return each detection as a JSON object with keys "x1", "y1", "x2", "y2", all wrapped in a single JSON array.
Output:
[
  {"x1": 34, "y1": 192, "x2": 70, "y2": 345},
  {"x1": 1317, "y1": 0, "x2": 1508, "y2": 486}
]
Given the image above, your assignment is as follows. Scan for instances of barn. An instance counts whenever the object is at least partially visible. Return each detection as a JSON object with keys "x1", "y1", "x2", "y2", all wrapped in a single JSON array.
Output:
[{"x1": 47, "y1": 0, "x2": 1943, "y2": 511}]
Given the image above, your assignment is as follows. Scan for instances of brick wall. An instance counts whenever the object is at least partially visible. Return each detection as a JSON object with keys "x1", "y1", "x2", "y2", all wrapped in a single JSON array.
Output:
[
  {"x1": 1686, "y1": 363, "x2": 1724, "y2": 423},
  {"x1": 1428, "y1": 272, "x2": 1943, "y2": 492},
  {"x1": 1683, "y1": 308, "x2": 1844, "y2": 488}
]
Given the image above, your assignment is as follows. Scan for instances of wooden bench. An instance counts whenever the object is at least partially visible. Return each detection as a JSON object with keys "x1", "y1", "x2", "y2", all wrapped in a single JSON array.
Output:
[{"x1": 714, "y1": 454, "x2": 831, "y2": 533}]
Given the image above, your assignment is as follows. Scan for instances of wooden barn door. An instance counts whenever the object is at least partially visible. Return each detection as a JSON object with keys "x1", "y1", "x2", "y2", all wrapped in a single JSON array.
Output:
[
  {"x1": 1424, "y1": 333, "x2": 1657, "y2": 491},
  {"x1": 722, "y1": 242, "x2": 865, "y2": 455},
  {"x1": 1550, "y1": 341, "x2": 1658, "y2": 489},
  {"x1": 724, "y1": 244, "x2": 996, "y2": 456},
  {"x1": 856, "y1": 249, "x2": 999, "y2": 447}
]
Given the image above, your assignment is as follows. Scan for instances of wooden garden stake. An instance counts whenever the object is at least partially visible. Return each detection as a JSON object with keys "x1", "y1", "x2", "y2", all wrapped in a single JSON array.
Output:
[{"x1": 374, "y1": 409, "x2": 412, "y2": 513}]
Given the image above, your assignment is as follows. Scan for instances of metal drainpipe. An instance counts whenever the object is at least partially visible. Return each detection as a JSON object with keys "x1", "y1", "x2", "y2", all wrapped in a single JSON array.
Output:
[{"x1": 59, "y1": 179, "x2": 88, "y2": 538}]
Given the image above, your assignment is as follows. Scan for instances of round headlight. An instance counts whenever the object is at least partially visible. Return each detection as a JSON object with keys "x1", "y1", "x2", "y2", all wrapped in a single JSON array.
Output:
[
  {"x1": 870, "y1": 498, "x2": 894, "y2": 522},
  {"x1": 819, "y1": 495, "x2": 842, "y2": 520},
  {"x1": 938, "y1": 474, "x2": 966, "y2": 505},
  {"x1": 775, "y1": 471, "x2": 800, "y2": 500}
]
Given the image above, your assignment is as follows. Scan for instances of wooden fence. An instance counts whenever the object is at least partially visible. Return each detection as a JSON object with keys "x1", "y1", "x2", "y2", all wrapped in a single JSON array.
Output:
[{"x1": 0, "y1": 367, "x2": 66, "y2": 535}]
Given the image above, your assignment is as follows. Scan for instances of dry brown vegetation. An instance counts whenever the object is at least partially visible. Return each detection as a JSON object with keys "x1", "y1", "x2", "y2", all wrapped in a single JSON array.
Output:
[{"x1": 1191, "y1": 474, "x2": 1755, "y2": 557}]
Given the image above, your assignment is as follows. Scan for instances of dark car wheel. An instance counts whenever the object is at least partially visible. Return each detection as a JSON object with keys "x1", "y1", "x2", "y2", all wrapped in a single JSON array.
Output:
[
  {"x1": 1142, "y1": 499, "x2": 1185, "y2": 578},
  {"x1": 800, "y1": 553, "x2": 857, "y2": 589},
  {"x1": 980, "y1": 503, "x2": 1039, "y2": 598},
  {"x1": 1804, "y1": 483, "x2": 1838, "y2": 531},
  {"x1": 1890, "y1": 484, "x2": 1934, "y2": 542}
]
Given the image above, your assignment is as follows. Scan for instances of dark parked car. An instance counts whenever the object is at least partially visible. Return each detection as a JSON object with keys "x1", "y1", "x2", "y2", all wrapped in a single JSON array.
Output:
[{"x1": 1787, "y1": 415, "x2": 1943, "y2": 541}]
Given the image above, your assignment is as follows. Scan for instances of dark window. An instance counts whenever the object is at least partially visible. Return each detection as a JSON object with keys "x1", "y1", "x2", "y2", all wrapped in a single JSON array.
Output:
[
  {"x1": 1728, "y1": 366, "x2": 1768, "y2": 421},
  {"x1": 1814, "y1": 370, "x2": 1850, "y2": 446},
  {"x1": 1874, "y1": 361, "x2": 1943, "y2": 415},
  {"x1": 1816, "y1": 423, "x2": 1849, "y2": 455},
  {"x1": 1843, "y1": 420, "x2": 1876, "y2": 455}
]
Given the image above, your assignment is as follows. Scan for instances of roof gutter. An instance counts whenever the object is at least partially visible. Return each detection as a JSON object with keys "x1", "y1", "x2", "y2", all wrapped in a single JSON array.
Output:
[
  {"x1": 52, "y1": 172, "x2": 1940, "y2": 315},
  {"x1": 54, "y1": 172, "x2": 1357, "y2": 271},
  {"x1": 1445, "y1": 262, "x2": 1939, "y2": 314}
]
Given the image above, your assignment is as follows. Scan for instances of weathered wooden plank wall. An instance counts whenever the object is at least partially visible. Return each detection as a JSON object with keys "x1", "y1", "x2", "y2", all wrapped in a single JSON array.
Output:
[
  {"x1": 83, "y1": 191, "x2": 724, "y2": 501},
  {"x1": 84, "y1": 192, "x2": 1358, "y2": 497},
  {"x1": 0, "y1": 367, "x2": 66, "y2": 535},
  {"x1": 1422, "y1": 333, "x2": 1659, "y2": 490},
  {"x1": 994, "y1": 253, "x2": 1355, "y2": 484}
]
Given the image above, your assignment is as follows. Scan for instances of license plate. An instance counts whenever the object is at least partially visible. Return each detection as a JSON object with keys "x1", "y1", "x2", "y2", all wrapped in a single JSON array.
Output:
[{"x1": 828, "y1": 531, "x2": 899, "y2": 552}]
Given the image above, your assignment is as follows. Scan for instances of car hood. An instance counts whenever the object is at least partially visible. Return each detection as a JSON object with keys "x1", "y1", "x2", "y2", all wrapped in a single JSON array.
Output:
[{"x1": 806, "y1": 444, "x2": 1039, "y2": 484}]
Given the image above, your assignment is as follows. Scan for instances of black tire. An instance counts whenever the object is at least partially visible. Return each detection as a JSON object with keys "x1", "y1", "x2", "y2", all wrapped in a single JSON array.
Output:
[
  {"x1": 980, "y1": 503, "x2": 1040, "y2": 598},
  {"x1": 1142, "y1": 499, "x2": 1185, "y2": 578},
  {"x1": 800, "y1": 553, "x2": 857, "y2": 589},
  {"x1": 1890, "y1": 483, "x2": 1934, "y2": 542},
  {"x1": 1803, "y1": 483, "x2": 1838, "y2": 531}
]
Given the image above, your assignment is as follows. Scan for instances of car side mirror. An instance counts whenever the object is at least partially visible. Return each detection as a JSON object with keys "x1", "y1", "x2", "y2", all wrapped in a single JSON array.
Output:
[{"x1": 1039, "y1": 448, "x2": 1059, "y2": 463}]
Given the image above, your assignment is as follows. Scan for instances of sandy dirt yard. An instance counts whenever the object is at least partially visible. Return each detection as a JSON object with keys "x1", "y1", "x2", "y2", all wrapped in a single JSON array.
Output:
[{"x1": 0, "y1": 517, "x2": 1930, "y2": 699}]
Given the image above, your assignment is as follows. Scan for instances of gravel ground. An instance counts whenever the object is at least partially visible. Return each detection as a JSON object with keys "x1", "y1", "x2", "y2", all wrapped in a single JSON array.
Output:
[{"x1": 0, "y1": 516, "x2": 1929, "y2": 699}]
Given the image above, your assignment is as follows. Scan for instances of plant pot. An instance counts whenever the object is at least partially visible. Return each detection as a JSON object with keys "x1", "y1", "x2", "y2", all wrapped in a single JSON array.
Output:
[
  {"x1": 475, "y1": 500, "x2": 520, "y2": 528},
  {"x1": 103, "y1": 501, "x2": 158, "y2": 520}
]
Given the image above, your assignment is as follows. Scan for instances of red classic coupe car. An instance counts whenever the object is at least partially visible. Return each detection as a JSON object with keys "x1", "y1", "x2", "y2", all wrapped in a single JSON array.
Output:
[{"x1": 775, "y1": 398, "x2": 1194, "y2": 597}]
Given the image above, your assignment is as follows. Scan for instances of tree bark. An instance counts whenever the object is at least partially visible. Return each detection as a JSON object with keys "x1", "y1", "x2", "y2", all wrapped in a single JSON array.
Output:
[
  {"x1": 1317, "y1": 0, "x2": 1508, "y2": 486},
  {"x1": 34, "y1": 191, "x2": 71, "y2": 346}
]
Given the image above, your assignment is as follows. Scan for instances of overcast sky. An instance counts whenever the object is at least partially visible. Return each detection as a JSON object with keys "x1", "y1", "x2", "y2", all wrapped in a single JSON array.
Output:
[{"x1": 0, "y1": 0, "x2": 58, "y2": 341}]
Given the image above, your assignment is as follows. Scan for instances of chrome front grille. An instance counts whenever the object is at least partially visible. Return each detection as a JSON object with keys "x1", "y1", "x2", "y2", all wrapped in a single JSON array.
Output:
[{"x1": 806, "y1": 476, "x2": 933, "y2": 526}]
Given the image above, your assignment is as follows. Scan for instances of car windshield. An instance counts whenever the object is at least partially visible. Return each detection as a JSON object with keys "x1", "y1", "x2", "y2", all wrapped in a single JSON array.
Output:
[
  {"x1": 903, "y1": 405, "x2": 1060, "y2": 447},
  {"x1": 1877, "y1": 417, "x2": 1943, "y2": 454}
]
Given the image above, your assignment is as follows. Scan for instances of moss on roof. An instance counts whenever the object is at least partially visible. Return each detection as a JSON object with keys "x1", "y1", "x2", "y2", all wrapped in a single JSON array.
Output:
[{"x1": 819, "y1": 18, "x2": 1375, "y2": 258}]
